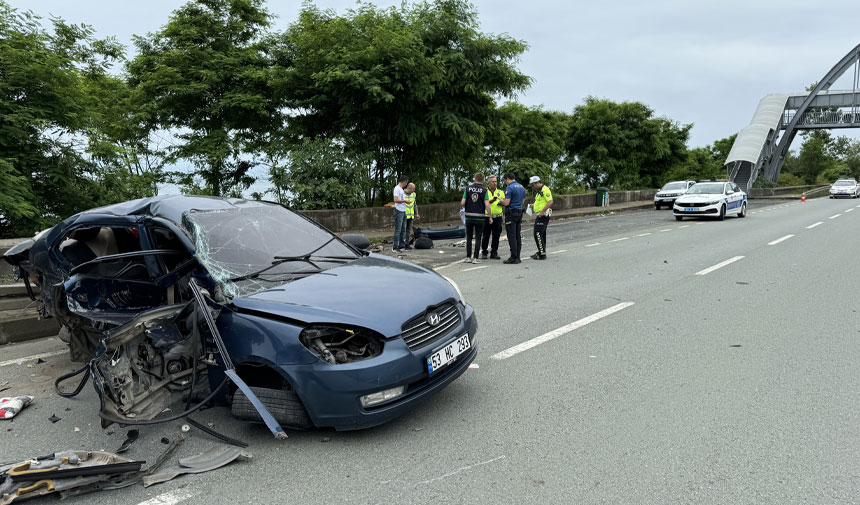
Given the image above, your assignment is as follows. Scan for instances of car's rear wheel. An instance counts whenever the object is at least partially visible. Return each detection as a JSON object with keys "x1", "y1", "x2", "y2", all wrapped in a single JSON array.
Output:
[
  {"x1": 718, "y1": 205, "x2": 726, "y2": 221},
  {"x1": 232, "y1": 386, "x2": 314, "y2": 430},
  {"x1": 675, "y1": 215, "x2": 682, "y2": 221},
  {"x1": 737, "y1": 202, "x2": 747, "y2": 218}
]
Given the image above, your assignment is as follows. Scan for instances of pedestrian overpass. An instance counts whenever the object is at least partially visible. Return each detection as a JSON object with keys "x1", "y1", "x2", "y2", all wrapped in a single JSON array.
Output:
[{"x1": 725, "y1": 43, "x2": 860, "y2": 190}]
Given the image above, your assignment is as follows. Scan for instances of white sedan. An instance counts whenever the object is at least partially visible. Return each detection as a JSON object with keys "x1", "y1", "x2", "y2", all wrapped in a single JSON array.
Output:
[
  {"x1": 829, "y1": 179, "x2": 860, "y2": 198},
  {"x1": 673, "y1": 182, "x2": 747, "y2": 221}
]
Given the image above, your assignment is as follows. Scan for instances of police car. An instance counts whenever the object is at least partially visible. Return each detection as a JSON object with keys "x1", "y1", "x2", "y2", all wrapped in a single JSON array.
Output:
[
  {"x1": 829, "y1": 178, "x2": 860, "y2": 198},
  {"x1": 673, "y1": 181, "x2": 747, "y2": 221}
]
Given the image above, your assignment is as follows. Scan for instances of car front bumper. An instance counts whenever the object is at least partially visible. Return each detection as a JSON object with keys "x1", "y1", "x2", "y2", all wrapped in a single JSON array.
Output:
[
  {"x1": 281, "y1": 303, "x2": 478, "y2": 430},
  {"x1": 673, "y1": 202, "x2": 722, "y2": 216},
  {"x1": 654, "y1": 196, "x2": 679, "y2": 205}
]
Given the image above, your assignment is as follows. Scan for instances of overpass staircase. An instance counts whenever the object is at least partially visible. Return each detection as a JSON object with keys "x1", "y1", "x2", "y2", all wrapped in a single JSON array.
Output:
[{"x1": 725, "y1": 43, "x2": 860, "y2": 186}]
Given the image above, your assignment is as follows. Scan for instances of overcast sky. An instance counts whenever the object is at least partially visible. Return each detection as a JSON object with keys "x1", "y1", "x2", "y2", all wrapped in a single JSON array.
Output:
[{"x1": 11, "y1": 0, "x2": 860, "y2": 149}]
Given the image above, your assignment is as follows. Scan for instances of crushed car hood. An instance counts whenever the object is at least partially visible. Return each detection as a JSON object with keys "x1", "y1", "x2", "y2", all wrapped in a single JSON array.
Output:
[{"x1": 231, "y1": 255, "x2": 458, "y2": 338}]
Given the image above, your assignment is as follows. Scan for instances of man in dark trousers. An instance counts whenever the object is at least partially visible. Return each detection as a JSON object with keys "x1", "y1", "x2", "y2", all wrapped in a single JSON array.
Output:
[
  {"x1": 481, "y1": 175, "x2": 505, "y2": 259},
  {"x1": 460, "y1": 173, "x2": 492, "y2": 264},
  {"x1": 526, "y1": 175, "x2": 554, "y2": 260},
  {"x1": 499, "y1": 172, "x2": 526, "y2": 264}
]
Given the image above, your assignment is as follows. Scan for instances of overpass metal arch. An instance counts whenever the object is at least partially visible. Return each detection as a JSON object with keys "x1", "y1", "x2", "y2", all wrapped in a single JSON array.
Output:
[{"x1": 764, "y1": 43, "x2": 860, "y2": 182}]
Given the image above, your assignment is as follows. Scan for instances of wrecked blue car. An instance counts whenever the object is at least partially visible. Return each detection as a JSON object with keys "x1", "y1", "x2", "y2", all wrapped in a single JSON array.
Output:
[{"x1": 4, "y1": 196, "x2": 477, "y2": 433}]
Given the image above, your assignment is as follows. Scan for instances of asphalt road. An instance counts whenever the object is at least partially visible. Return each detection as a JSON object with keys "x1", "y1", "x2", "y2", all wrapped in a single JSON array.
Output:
[{"x1": 3, "y1": 197, "x2": 860, "y2": 504}]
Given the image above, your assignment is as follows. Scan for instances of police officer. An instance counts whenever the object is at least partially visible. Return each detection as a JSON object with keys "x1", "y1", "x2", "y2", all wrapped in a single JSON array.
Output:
[
  {"x1": 481, "y1": 176, "x2": 505, "y2": 260},
  {"x1": 527, "y1": 176, "x2": 553, "y2": 260},
  {"x1": 460, "y1": 173, "x2": 492, "y2": 263},
  {"x1": 404, "y1": 183, "x2": 418, "y2": 249},
  {"x1": 499, "y1": 172, "x2": 525, "y2": 264}
]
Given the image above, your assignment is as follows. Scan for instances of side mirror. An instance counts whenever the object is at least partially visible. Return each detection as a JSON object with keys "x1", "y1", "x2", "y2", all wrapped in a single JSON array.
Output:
[{"x1": 341, "y1": 234, "x2": 371, "y2": 250}]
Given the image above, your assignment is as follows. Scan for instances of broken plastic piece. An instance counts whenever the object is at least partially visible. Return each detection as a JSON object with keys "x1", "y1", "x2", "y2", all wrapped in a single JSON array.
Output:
[
  {"x1": 142, "y1": 444, "x2": 252, "y2": 487},
  {"x1": 0, "y1": 396, "x2": 33, "y2": 420},
  {"x1": 115, "y1": 429, "x2": 139, "y2": 454}
]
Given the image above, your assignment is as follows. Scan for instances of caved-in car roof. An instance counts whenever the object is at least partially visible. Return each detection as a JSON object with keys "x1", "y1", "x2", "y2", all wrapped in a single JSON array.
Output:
[{"x1": 79, "y1": 195, "x2": 276, "y2": 227}]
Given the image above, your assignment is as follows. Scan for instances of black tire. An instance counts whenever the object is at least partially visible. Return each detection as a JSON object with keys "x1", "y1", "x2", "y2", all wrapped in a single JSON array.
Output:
[
  {"x1": 675, "y1": 215, "x2": 682, "y2": 221},
  {"x1": 737, "y1": 202, "x2": 746, "y2": 218},
  {"x1": 231, "y1": 386, "x2": 313, "y2": 430},
  {"x1": 655, "y1": 203, "x2": 661, "y2": 210},
  {"x1": 718, "y1": 205, "x2": 726, "y2": 221}
]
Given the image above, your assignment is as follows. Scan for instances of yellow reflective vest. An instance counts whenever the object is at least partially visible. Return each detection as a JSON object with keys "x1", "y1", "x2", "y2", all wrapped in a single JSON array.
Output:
[{"x1": 405, "y1": 192, "x2": 416, "y2": 219}]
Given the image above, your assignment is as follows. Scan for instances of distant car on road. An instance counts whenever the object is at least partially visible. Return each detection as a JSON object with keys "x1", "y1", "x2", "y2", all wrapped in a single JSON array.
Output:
[
  {"x1": 829, "y1": 178, "x2": 860, "y2": 198},
  {"x1": 673, "y1": 181, "x2": 747, "y2": 221},
  {"x1": 654, "y1": 180, "x2": 696, "y2": 209}
]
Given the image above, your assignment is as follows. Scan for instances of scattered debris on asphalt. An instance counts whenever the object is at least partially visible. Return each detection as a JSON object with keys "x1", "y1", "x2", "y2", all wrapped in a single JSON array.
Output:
[
  {"x1": 468, "y1": 363, "x2": 479, "y2": 370},
  {"x1": 116, "y1": 430, "x2": 140, "y2": 454},
  {"x1": 180, "y1": 424, "x2": 191, "y2": 433},
  {"x1": 35, "y1": 358, "x2": 45, "y2": 364},
  {"x1": 0, "y1": 396, "x2": 33, "y2": 420},
  {"x1": 0, "y1": 450, "x2": 144, "y2": 504},
  {"x1": 160, "y1": 437, "x2": 170, "y2": 445},
  {"x1": 143, "y1": 444, "x2": 252, "y2": 488},
  {"x1": 73, "y1": 427, "x2": 80, "y2": 432},
  {"x1": 321, "y1": 437, "x2": 331, "y2": 443}
]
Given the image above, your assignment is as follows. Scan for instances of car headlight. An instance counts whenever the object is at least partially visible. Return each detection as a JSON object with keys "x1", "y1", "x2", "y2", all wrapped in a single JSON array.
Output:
[
  {"x1": 707, "y1": 200, "x2": 721, "y2": 205},
  {"x1": 442, "y1": 275, "x2": 465, "y2": 306}
]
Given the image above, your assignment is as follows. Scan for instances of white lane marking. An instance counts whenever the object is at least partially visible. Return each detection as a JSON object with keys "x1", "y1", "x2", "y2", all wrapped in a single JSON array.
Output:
[
  {"x1": 462, "y1": 265, "x2": 489, "y2": 272},
  {"x1": 433, "y1": 258, "x2": 468, "y2": 271},
  {"x1": 846, "y1": 208, "x2": 854, "y2": 213},
  {"x1": 695, "y1": 256, "x2": 745, "y2": 276},
  {"x1": 695, "y1": 222, "x2": 706, "y2": 225},
  {"x1": 768, "y1": 234, "x2": 794, "y2": 246},
  {"x1": 659, "y1": 229, "x2": 671, "y2": 232},
  {"x1": 0, "y1": 349, "x2": 67, "y2": 367},
  {"x1": 585, "y1": 243, "x2": 600, "y2": 247},
  {"x1": 806, "y1": 222, "x2": 823, "y2": 229},
  {"x1": 829, "y1": 214, "x2": 842, "y2": 219},
  {"x1": 491, "y1": 302, "x2": 635, "y2": 360},
  {"x1": 136, "y1": 489, "x2": 198, "y2": 505},
  {"x1": 608, "y1": 237, "x2": 629, "y2": 243},
  {"x1": 550, "y1": 249, "x2": 567, "y2": 254},
  {"x1": 678, "y1": 225, "x2": 690, "y2": 228},
  {"x1": 856, "y1": 204, "x2": 860, "y2": 208},
  {"x1": 636, "y1": 232, "x2": 652, "y2": 237}
]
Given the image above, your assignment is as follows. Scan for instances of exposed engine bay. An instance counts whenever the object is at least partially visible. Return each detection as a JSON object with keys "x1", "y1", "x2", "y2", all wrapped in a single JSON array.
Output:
[
  {"x1": 91, "y1": 302, "x2": 212, "y2": 426},
  {"x1": 299, "y1": 326, "x2": 384, "y2": 364}
]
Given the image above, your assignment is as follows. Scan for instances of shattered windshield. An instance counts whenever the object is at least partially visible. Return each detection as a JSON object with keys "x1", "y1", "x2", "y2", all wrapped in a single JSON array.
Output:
[
  {"x1": 686, "y1": 183, "x2": 724, "y2": 195},
  {"x1": 183, "y1": 204, "x2": 358, "y2": 297}
]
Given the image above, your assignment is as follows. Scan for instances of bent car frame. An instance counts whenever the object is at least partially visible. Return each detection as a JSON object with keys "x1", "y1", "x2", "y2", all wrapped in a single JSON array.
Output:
[{"x1": 3, "y1": 196, "x2": 477, "y2": 435}]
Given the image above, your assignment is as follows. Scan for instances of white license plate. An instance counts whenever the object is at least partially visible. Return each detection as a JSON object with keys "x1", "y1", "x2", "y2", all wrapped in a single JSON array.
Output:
[
  {"x1": 684, "y1": 207, "x2": 699, "y2": 212},
  {"x1": 427, "y1": 334, "x2": 470, "y2": 374}
]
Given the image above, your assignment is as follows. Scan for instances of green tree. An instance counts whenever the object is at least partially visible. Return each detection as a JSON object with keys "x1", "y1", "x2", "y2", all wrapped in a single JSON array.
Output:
[
  {"x1": 566, "y1": 97, "x2": 691, "y2": 189},
  {"x1": 0, "y1": 2, "x2": 124, "y2": 237},
  {"x1": 663, "y1": 134, "x2": 736, "y2": 184},
  {"x1": 278, "y1": 0, "x2": 530, "y2": 205},
  {"x1": 128, "y1": 0, "x2": 282, "y2": 197},
  {"x1": 485, "y1": 102, "x2": 569, "y2": 185},
  {"x1": 269, "y1": 138, "x2": 371, "y2": 210}
]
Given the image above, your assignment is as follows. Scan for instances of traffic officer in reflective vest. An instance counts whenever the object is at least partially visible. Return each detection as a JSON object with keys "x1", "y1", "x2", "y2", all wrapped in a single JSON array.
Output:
[
  {"x1": 460, "y1": 173, "x2": 492, "y2": 264},
  {"x1": 404, "y1": 183, "x2": 418, "y2": 249},
  {"x1": 481, "y1": 175, "x2": 505, "y2": 260},
  {"x1": 527, "y1": 176, "x2": 553, "y2": 260}
]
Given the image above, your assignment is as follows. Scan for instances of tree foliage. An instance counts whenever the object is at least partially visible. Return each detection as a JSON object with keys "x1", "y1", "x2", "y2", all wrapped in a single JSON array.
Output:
[
  {"x1": 566, "y1": 97, "x2": 691, "y2": 190},
  {"x1": 277, "y1": 0, "x2": 530, "y2": 204},
  {"x1": 0, "y1": 1, "x2": 135, "y2": 237},
  {"x1": 127, "y1": 0, "x2": 282, "y2": 197}
]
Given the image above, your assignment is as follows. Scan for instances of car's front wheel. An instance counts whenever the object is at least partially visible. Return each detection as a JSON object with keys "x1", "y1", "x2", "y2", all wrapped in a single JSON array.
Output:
[
  {"x1": 655, "y1": 203, "x2": 661, "y2": 210},
  {"x1": 718, "y1": 205, "x2": 726, "y2": 221},
  {"x1": 232, "y1": 385, "x2": 314, "y2": 430},
  {"x1": 675, "y1": 215, "x2": 682, "y2": 221},
  {"x1": 737, "y1": 202, "x2": 747, "y2": 218}
]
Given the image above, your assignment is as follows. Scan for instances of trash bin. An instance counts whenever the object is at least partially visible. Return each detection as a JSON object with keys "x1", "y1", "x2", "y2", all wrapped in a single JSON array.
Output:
[{"x1": 595, "y1": 187, "x2": 610, "y2": 207}]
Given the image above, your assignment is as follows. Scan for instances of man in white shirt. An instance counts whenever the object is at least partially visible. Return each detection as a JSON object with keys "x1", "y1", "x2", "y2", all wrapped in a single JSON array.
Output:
[{"x1": 392, "y1": 175, "x2": 410, "y2": 252}]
